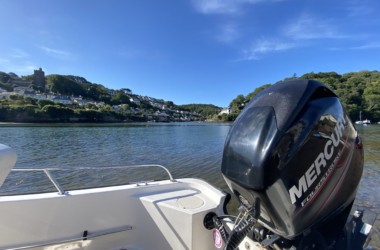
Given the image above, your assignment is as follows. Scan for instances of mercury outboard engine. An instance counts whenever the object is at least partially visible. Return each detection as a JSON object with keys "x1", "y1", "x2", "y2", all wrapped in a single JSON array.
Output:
[{"x1": 213, "y1": 79, "x2": 368, "y2": 249}]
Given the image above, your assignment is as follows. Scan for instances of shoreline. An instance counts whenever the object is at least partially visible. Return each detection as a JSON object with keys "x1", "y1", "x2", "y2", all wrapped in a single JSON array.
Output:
[{"x1": 0, "y1": 120, "x2": 227, "y2": 127}]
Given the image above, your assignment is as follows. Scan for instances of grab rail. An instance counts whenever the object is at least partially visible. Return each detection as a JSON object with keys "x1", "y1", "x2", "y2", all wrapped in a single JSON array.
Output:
[
  {"x1": 9, "y1": 225, "x2": 133, "y2": 250},
  {"x1": 11, "y1": 164, "x2": 175, "y2": 195}
]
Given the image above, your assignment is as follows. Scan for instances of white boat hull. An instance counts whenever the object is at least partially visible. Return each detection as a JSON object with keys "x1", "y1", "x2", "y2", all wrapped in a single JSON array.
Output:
[{"x1": 0, "y1": 179, "x2": 228, "y2": 250}]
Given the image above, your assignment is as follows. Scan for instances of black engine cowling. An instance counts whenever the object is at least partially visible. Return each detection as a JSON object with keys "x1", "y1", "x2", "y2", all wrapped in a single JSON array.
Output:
[{"x1": 221, "y1": 79, "x2": 364, "y2": 239}]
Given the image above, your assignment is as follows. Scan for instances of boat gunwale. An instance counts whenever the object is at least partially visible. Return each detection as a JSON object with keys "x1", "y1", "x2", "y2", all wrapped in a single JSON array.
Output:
[{"x1": 8, "y1": 164, "x2": 175, "y2": 195}]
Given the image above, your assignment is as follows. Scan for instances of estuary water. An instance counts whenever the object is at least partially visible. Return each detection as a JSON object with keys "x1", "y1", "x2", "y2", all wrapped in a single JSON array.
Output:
[
  {"x1": 0, "y1": 122, "x2": 232, "y2": 192},
  {"x1": 0, "y1": 122, "x2": 379, "y2": 247}
]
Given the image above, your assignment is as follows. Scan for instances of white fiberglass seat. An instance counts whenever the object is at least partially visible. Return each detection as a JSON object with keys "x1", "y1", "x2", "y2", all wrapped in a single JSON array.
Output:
[{"x1": 0, "y1": 144, "x2": 17, "y2": 187}]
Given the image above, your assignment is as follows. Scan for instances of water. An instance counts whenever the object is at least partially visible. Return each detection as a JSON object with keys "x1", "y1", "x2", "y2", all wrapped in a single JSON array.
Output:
[
  {"x1": 0, "y1": 123, "x2": 231, "y2": 192},
  {"x1": 0, "y1": 122, "x2": 379, "y2": 247},
  {"x1": 355, "y1": 125, "x2": 380, "y2": 249}
]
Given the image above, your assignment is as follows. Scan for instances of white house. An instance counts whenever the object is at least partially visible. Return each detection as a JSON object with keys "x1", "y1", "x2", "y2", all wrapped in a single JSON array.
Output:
[
  {"x1": 219, "y1": 107, "x2": 231, "y2": 115},
  {"x1": 52, "y1": 95, "x2": 72, "y2": 104},
  {"x1": 129, "y1": 97, "x2": 141, "y2": 105},
  {"x1": 24, "y1": 93, "x2": 47, "y2": 100},
  {"x1": 13, "y1": 87, "x2": 35, "y2": 94}
]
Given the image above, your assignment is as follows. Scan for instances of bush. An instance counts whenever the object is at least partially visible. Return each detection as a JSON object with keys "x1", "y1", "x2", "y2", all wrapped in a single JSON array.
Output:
[
  {"x1": 37, "y1": 99, "x2": 55, "y2": 109},
  {"x1": 42, "y1": 105, "x2": 74, "y2": 119}
]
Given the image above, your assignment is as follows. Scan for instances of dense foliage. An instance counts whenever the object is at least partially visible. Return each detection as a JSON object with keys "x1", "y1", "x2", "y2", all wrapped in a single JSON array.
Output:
[
  {"x1": 0, "y1": 95, "x2": 144, "y2": 122},
  {"x1": 227, "y1": 71, "x2": 380, "y2": 122},
  {"x1": 0, "y1": 72, "x2": 11, "y2": 83},
  {"x1": 178, "y1": 104, "x2": 221, "y2": 119},
  {"x1": 299, "y1": 71, "x2": 380, "y2": 121},
  {"x1": 47, "y1": 75, "x2": 116, "y2": 103}
]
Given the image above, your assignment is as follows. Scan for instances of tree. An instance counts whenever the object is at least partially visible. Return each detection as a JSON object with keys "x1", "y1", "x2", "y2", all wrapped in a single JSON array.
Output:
[
  {"x1": 0, "y1": 72, "x2": 11, "y2": 83},
  {"x1": 8, "y1": 72, "x2": 19, "y2": 78},
  {"x1": 363, "y1": 80, "x2": 380, "y2": 111},
  {"x1": 178, "y1": 104, "x2": 221, "y2": 118},
  {"x1": 164, "y1": 101, "x2": 175, "y2": 107},
  {"x1": 9, "y1": 94, "x2": 22, "y2": 100},
  {"x1": 117, "y1": 104, "x2": 131, "y2": 115},
  {"x1": 230, "y1": 94, "x2": 246, "y2": 111},
  {"x1": 42, "y1": 105, "x2": 74, "y2": 120},
  {"x1": 76, "y1": 109, "x2": 104, "y2": 121},
  {"x1": 228, "y1": 70, "x2": 380, "y2": 122},
  {"x1": 84, "y1": 103, "x2": 98, "y2": 110},
  {"x1": 111, "y1": 91, "x2": 131, "y2": 105},
  {"x1": 100, "y1": 104, "x2": 113, "y2": 112},
  {"x1": 299, "y1": 72, "x2": 343, "y2": 91},
  {"x1": 246, "y1": 84, "x2": 271, "y2": 101},
  {"x1": 121, "y1": 88, "x2": 132, "y2": 93},
  {"x1": 37, "y1": 99, "x2": 55, "y2": 109},
  {"x1": 48, "y1": 75, "x2": 81, "y2": 96}
]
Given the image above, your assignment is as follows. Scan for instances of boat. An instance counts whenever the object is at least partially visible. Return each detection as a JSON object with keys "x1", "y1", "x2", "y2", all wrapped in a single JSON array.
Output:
[
  {"x1": 356, "y1": 111, "x2": 363, "y2": 125},
  {"x1": 357, "y1": 119, "x2": 371, "y2": 126},
  {"x1": 0, "y1": 79, "x2": 376, "y2": 250},
  {"x1": 0, "y1": 155, "x2": 230, "y2": 250},
  {"x1": 362, "y1": 119, "x2": 371, "y2": 125},
  {"x1": 355, "y1": 111, "x2": 371, "y2": 125}
]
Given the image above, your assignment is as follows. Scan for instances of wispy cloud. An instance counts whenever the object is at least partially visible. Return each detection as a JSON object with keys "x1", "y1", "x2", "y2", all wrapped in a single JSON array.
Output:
[
  {"x1": 9, "y1": 49, "x2": 30, "y2": 59},
  {"x1": 240, "y1": 38, "x2": 296, "y2": 60},
  {"x1": 330, "y1": 42, "x2": 380, "y2": 51},
  {"x1": 192, "y1": 0, "x2": 274, "y2": 15},
  {"x1": 0, "y1": 58, "x2": 10, "y2": 66},
  {"x1": 117, "y1": 49, "x2": 167, "y2": 61},
  {"x1": 40, "y1": 46, "x2": 73, "y2": 60},
  {"x1": 0, "y1": 49, "x2": 35, "y2": 74},
  {"x1": 0, "y1": 58, "x2": 38, "y2": 75},
  {"x1": 192, "y1": 0, "x2": 243, "y2": 14},
  {"x1": 217, "y1": 23, "x2": 241, "y2": 43},
  {"x1": 346, "y1": 0, "x2": 374, "y2": 17},
  {"x1": 283, "y1": 14, "x2": 346, "y2": 40},
  {"x1": 237, "y1": 13, "x2": 348, "y2": 60},
  {"x1": 352, "y1": 42, "x2": 380, "y2": 49}
]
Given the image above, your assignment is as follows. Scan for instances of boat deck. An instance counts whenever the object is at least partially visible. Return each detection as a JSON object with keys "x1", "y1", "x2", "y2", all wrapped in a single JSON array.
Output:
[{"x1": 0, "y1": 171, "x2": 227, "y2": 249}]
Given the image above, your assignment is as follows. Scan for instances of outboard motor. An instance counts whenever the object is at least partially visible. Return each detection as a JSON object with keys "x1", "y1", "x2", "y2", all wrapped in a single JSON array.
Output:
[{"x1": 219, "y1": 79, "x2": 366, "y2": 249}]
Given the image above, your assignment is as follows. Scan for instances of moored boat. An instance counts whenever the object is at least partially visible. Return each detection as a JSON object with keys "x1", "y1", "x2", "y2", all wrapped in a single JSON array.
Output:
[
  {"x1": 362, "y1": 119, "x2": 371, "y2": 125},
  {"x1": 355, "y1": 111, "x2": 371, "y2": 125}
]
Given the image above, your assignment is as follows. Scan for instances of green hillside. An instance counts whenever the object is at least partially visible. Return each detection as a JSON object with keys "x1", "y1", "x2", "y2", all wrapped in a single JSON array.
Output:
[{"x1": 227, "y1": 71, "x2": 380, "y2": 122}]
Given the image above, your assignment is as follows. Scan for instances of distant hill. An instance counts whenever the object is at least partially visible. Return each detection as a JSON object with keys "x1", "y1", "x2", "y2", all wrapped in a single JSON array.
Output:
[
  {"x1": 0, "y1": 72, "x2": 12, "y2": 83},
  {"x1": 0, "y1": 70, "x2": 223, "y2": 112},
  {"x1": 0, "y1": 70, "x2": 224, "y2": 121},
  {"x1": 178, "y1": 104, "x2": 222, "y2": 119},
  {"x1": 46, "y1": 74, "x2": 112, "y2": 102},
  {"x1": 7, "y1": 69, "x2": 378, "y2": 122},
  {"x1": 0, "y1": 72, "x2": 15, "y2": 91},
  {"x1": 228, "y1": 70, "x2": 380, "y2": 122}
]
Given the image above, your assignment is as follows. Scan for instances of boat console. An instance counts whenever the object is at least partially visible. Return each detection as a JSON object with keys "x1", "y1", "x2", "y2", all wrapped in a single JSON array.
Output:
[{"x1": 0, "y1": 144, "x2": 17, "y2": 187}]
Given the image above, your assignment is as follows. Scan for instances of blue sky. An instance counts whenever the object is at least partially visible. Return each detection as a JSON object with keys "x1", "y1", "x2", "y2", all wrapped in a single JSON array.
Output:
[{"x1": 1, "y1": 0, "x2": 379, "y2": 107}]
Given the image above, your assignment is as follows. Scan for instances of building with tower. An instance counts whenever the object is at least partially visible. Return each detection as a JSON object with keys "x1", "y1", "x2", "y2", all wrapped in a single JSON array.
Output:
[{"x1": 33, "y1": 68, "x2": 46, "y2": 90}]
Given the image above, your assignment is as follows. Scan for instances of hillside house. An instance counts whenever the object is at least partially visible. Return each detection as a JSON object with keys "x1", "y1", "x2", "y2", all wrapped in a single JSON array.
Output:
[
  {"x1": 129, "y1": 97, "x2": 141, "y2": 105},
  {"x1": 219, "y1": 107, "x2": 231, "y2": 115}
]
